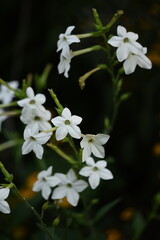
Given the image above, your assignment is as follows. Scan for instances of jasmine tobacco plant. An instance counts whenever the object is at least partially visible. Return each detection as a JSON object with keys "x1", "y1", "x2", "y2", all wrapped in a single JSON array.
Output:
[{"x1": 0, "y1": 9, "x2": 154, "y2": 240}]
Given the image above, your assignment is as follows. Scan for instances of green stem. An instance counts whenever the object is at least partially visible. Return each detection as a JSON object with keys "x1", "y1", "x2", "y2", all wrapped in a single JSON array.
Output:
[
  {"x1": 0, "y1": 101, "x2": 18, "y2": 108},
  {"x1": 0, "y1": 110, "x2": 21, "y2": 116},
  {"x1": 48, "y1": 89, "x2": 63, "y2": 114},
  {"x1": 0, "y1": 161, "x2": 54, "y2": 240},
  {"x1": 0, "y1": 139, "x2": 22, "y2": 152},
  {"x1": 47, "y1": 143, "x2": 76, "y2": 166}
]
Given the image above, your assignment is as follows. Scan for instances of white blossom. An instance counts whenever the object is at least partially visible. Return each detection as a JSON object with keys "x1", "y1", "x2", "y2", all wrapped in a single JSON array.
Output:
[
  {"x1": 108, "y1": 25, "x2": 143, "y2": 62},
  {"x1": 123, "y1": 47, "x2": 152, "y2": 74},
  {"x1": 0, "y1": 80, "x2": 18, "y2": 104},
  {"x1": 51, "y1": 169, "x2": 88, "y2": 207},
  {"x1": 51, "y1": 107, "x2": 82, "y2": 141},
  {"x1": 17, "y1": 87, "x2": 46, "y2": 112},
  {"x1": 79, "y1": 157, "x2": 113, "y2": 189},
  {"x1": 57, "y1": 26, "x2": 80, "y2": 57},
  {"x1": 0, "y1": 188, "x2": 11, "y2": 214},
  {"x1": 22, "y1": 123, "x2": 52, "y2": 159},
  {"x1": 57, "y1": 50, "x2": 73, "y2": 78},
  {"x1": 20, "y1": 106, "x2": 52, "y2": 131},
  {"x1": 32, "y1": 166, "x2": 60, "y2": 200},
  {"x1": 80, "y1": 133, "x2": 110, "y2": 162},
  {"x1": 0, "y1": 109, "x2": 8, "y2": 131}
]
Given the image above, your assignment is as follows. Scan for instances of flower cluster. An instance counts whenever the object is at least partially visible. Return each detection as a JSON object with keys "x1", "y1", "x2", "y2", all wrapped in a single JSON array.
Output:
[
  {"x1": 17, "y1": 87, "x2": 52, "y2": 159},
  {"x1": 33, "y1": 166, "x2": 88, "y2": 206},
  {"x1": 0, "y1": 81, "x2": 18, "y2": 131},
  {"x1": 31, "y1": 106, "x2": 113, "y2": 206},
  {"x1": 57, "y1": 26, "x2": 80, "y2": 78},
  {"x1": 108, "y1": 25, "x2": 152, "y2": 74}
]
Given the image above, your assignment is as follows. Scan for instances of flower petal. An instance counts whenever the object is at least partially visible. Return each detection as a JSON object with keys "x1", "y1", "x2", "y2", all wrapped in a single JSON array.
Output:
[{"x1": 89, "y1": 173, "x2": 100, "y2": 189}]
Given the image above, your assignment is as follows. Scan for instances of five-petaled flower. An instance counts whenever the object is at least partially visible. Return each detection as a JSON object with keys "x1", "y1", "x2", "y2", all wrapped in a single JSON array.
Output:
[
  {"x1": 57, "y1": 50, "x2": 73, "y2": 78},
  {"x1": 51, "y1": 107, "x2": 82, "y2": 141},
  {"x1": 123, "y1": 47, "x2": 152, "y2": 74},
  {"x1": 0, "y1": 80, "x2": 18, "y2": 104},
  {"x1": 80, "y1": 133, "x2": 110, "y2": 162},
  {"x1": 32, "y1": 166, "x2": 60, "y2": 200},
  {"x1": 79, "y1": 157, "x2": 113, "y2": 189},
  {"x1": 57, "y1": 26, "x2": 80, "y2": 57},
  {"x1": 17, "y1": 87, "x2": 46, "y2": 113},
  {"x1": 51, "y1": 169, "x2": 88, "y2": 206},
  {"x1": 108, "y1": 25, "x2": 143, "y2": 62},
  {"x1": 22, "y1": 123, "x2": 52, "y2": 159},
  {"x1": 0, "y1": 188, "x2": 11, "y2": 214}
]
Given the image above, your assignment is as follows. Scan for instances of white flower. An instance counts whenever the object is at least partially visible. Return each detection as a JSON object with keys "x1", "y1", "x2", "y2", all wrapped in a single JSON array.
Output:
[
  {"x1": 57, "y1": 51, "x2": 73, "y2": 78},
  {"x1": 79, "y1": 157, "x2": 113, "y2": 189},
  {"x1": 80, "y1": 133, "x2": 110, "y2": 162},
  {"x1": 0, "y1": 188, "x2": 11, "y2": 214},
  {"x1": 22, "y1": 123, "x2": 52, "y2": 159},
  {"x1": 123, "y1": 47, "x2": 152, "y2": 74},
  {"x1": 32, "y1": 166, "x2": 60, "y2": 200},
  {"x1": 17, "y1": 87, "x2": 46, "y2": 112},
  {"x1": 0, "y1": 109, "x2": 8, "y2": 131},
  {"x1": 0, "y1": 80, "x2": 19, "y2": 104},
  {"x1": 108, "y1": 25, "x2": 143, "y2": 62},
  {"x1": 20, "y1": 106, "x2": 52, "y2": 131},
  {"x1": 51, "y1": 107, "x2": 82, "y2": 141},
  {"x1": 51, "y1": 169, "x2": 88, "y2": 207},
  {"x1": 57, "y1": 26, "x2": 80, "y2": 57}
]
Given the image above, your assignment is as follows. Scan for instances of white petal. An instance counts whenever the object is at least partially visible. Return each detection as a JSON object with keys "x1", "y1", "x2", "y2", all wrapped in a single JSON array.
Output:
[
  {"x1": 108, "y1": 36, "x2": 123, "y2": 47},
  {"x1": 137, "y1": 54, "x2": 152, "y2": 69},
  {"x1": 123, "y1": 56, "x2": 137, "y2": 74},
  {"x1": 89, "y1": 173, "x2": 100, "y2": 189},
  {"x1": 67, "y1": 169, "x2": 77, "y2": 182},
  {"x1": 82, "y1": 146, "x2": 91, "y2": 162},
  {"x1": 73, "y1": 180, "x2": 88, "y2": 192},
  {"x1": 67, "y1": 125, "x2": 81, "y2": 139},
  {"x1": 96, "y1": 160, "x2": 107, "y2": 168},
  {"x1": 71, "y1": 115, "x2": 82, "y2": 125},
  {"x1": 79, "y1": 166, "x2": 93, "y2": 177},
  {"x1": 26, "y1": 87, "x2": 34, "y2": 98},
  {"x1": 42, "y1": 184, "x2": 51, "y2": 200},
  {"x1": 66, "y1": 35, "x2": 80, "y2": 45},
  {"x1": 91, "y1": 143, "x2": 105, "y2": 158},
  {"x1": 46, "y1": 176, "x2": 60, "y2": 187},
  {"x1": 51, "y1": 186, "x2": 67, "y2": 199},
  {"x1": 65, "y1": 26, "x2": 75, "y2": 35},
  {"x1": 62, "y1": 108, "x2": 71, "y2": 118},
  {"x1": 51, "y1": 116, "x2": 64, "y2": 126},
  {"x1": 32, "y1": 180, "x2": 43, "y2": 192},
  {"x1": 35, "y1": 94, "x2": 46, "y2": 104},
  {"x1": 0, "y1": 188, "x2": 10, "y2": 200},
  {"x1": 98, "y1": 168, "x2": 113, "y2": 180},
  {"x1": 86, "y1": 157, "x2": 95, "y2": 166},
  {"x1": 95, "y1": 134, "x2": 110, "y2": 145},
  {"x1": 66, "y1": 188, "x2": 79, "y2": 206},
  {"x1": 36, "y1": 132, "x2": 51, "y2": 145},
  {"x1": 126, "y1": 32, "x2": 138, "y2": 41},
  {"x1": 33, "y1": 143, "x2": 43, "y2": 159},
  {"x1": 0, "y1": 201, "x2": 10, "y2": 214},
  {"x1": 117, "y1": 44, "x2": 129, "y2": 62},
  {"x1": 22, "y1": 141, "x2": 33, "y2": 155},
  {"x1": 117, "y1": 25, "x2": 127, "y2": 36},
  {"x1": 55, "y1": 127, "x2": 68, "y2": 140}
]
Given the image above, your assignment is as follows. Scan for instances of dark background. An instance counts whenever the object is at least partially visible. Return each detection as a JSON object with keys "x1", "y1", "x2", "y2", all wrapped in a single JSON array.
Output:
[{"x1": 0, "y1": 0, "x2": 160, "y2": 239}]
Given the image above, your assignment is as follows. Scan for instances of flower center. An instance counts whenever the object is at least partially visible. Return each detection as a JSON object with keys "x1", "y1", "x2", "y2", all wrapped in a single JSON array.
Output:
[
  {"x1": 30, "y1": 136, "x2": 36, "y2": 141},
  {"x1": 65, "y1": 120, "x2": 70, "y2": 125},
  {"x1": 124, "y1": 37, "x2": 129, "y2": 43},
  {"x1": 88, "y1": 138, "x2": 94, "y2": 143},
  {"x1": 67, "y1": 183, "x2": 72, "y2": 188},
  {"x1": 34, "y1": 116, "x2": 41, "y2": 121},
  {"x1": 29, "y1": 99, "x2": 35, "y2": 104},
  {"x1": 93, "y1": 166, "x2": 98, "y2": 171}
]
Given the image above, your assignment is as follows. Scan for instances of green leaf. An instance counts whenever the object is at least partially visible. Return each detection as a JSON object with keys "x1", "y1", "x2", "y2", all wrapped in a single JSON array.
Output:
[{"x1": 92, "y1": 198, "x2": 121, "y2": 223}]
